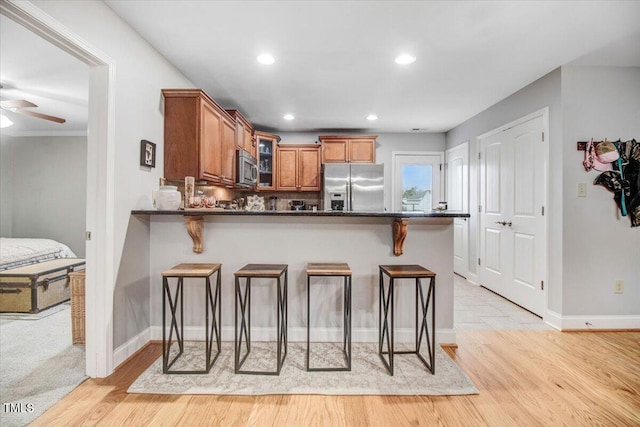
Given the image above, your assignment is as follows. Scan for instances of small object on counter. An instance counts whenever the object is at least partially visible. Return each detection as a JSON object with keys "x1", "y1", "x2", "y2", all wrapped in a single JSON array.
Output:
[
  {"x1": 185, "y1": 176, "x2": 195, "y2": 207},
  {"x1": 269, "y1": 196, "x2": 278, "y2": 211},
  {"x1": 157, "y1": 185, "x2": 181, "y2": 210},
  {"x1": 246, "y1": 195, "x2": 265, "y2": 211},
  {"x1": 434, "y1": 201, "x2": 448, "y2": 211}
]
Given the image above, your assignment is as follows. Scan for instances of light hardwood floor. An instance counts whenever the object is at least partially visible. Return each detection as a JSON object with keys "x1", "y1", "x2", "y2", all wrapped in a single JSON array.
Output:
[{"x1": 32, "y1": 330, "x2": 640, "y2": 426}]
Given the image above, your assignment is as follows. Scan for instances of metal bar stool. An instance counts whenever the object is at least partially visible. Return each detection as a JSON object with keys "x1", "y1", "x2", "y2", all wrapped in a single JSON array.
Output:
[
  {"x1": 306, "y1": 262, "x2": 352, "y2": 372},
  {"x1": 234, "y1": 264, "x2": 288, "y2": 375},
  {"x1": 162, "y1": 263, "x2": 221, "y2": 374},
  {"x1": 378, "y1": 264, "x2": 436, "y2": 376}
]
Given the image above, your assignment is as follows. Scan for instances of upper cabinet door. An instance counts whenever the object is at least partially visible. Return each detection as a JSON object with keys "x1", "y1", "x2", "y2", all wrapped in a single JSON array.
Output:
[
  {"x1": 349, "y1": 138, "x2": 376, "y2": 163},
  {"x1": 321, "y1": 139, "x2": 349, "y2": 163},
  {"x1": 221, "y1": 118, "x2": 236, "y2": 186},
  {"x1": 226, "y1": 109, "x2": 255, "y2": 158},
  {"x1": 277, "y1": 147, "x2": 298, "y2": 191},
  {"x1": 255, "y1": 131, "x2": 278, "y2": 191},
  {"x1": 298, "y1": 147, "x2": 321, "y2": 191},
  {"x1": 200, "y1": 100, "x2": 222, "y2": 182}
]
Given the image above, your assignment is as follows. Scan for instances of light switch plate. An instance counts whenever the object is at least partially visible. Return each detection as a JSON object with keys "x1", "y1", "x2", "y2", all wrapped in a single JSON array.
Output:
[{"x1": 577, "y1": 183, "x2": 587, "y2": 197}]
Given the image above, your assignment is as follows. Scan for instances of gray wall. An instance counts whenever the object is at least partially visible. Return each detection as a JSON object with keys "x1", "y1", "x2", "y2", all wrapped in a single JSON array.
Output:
[
  {"x1": 445, "y1": 69, "x2": 563, "y2": 311},
  {"x1": 561, "y1": 66, "x2": 640, "y2": 316},
  {"x1": 0, "y1": 135, "x2": 87, "y2": 257},
  {"x1": 0, "y1": 137, "x2": 13, "y2": 237}
]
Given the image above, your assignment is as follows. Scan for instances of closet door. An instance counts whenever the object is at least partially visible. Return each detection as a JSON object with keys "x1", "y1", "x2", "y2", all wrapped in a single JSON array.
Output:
[{"x1": 479, "y1": 115, "x2": 546, "y2": 316}]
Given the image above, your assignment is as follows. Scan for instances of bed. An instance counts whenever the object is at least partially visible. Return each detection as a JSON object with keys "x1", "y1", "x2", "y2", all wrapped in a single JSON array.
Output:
[
  {"x1": 0, "y1": 238, "x2": 84, "y2": 313},
  {"x1": 0, "y1": 237, "x2": 78, "y2": 271}
]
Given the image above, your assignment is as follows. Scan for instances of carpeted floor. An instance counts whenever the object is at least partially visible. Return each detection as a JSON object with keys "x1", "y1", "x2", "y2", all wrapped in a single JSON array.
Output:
[
  {"x1": 0, "y1": 303, "x2": 87, "y2": 427},
  {"x1": 128, "y1": 341, "x2": 477, "y2": 396}
]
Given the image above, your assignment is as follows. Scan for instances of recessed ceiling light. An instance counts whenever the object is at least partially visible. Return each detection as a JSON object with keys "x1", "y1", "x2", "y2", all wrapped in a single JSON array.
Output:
[
  {"x1": 395, "y1": 54, "x2": 416, "y2": 65},
  {"x1": 283, "y1": 114, "x2": 295, "y2": 120},
  {"x1": 366, "y1": 114, "x2": 378, "y2": 121},
  {"x1": 257, "y1": 53, "x2": 275, "y2": 65}
]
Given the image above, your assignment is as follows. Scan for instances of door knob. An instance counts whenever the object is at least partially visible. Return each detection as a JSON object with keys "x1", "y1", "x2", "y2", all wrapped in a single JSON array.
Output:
[
  {"x1": 495, "y1": 221, "x2": 507, "y2": 226},
  {"x1": 506, "y1": 221, "x2": 512, "y2": 227}
]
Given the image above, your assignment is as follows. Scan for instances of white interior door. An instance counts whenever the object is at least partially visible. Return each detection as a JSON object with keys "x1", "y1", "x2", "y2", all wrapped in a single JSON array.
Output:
[
  {"x1": 446, "y1": 143, "x2": 469, "y2": 278},
  {"x1": 479, "y1": 115, "x2": 546, "y2": 316},
  {"x1": 392, "y1": 152, "x2": 443, "y2": 212}
]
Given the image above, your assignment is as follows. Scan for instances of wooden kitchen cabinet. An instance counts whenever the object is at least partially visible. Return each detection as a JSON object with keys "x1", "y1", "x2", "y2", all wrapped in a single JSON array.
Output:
[
  {"x1": 319, "y1": 135, "x2": 377, "y2": 163},
  {"x1": 163, "y1": 89, "x2": 236, "y2": 186},
  {"x1": 277, "y1": 144, "x2": 321, "y2": 192},
  {"x1": 226, "y1": 109, "x2": 255, "y2": 158},
  {"x1": 255, "y1": 131, "x2": 279, "y2": 191}
]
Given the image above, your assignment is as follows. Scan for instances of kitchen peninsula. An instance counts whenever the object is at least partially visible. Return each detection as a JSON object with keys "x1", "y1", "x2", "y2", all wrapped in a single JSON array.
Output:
[{"x1": 133, "y1": 209, "x2": 469, "y2": 346}]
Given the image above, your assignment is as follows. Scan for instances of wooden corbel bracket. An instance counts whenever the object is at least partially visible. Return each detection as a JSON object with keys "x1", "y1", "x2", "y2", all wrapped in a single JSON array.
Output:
[
  {"x1": 184, "y1": 215, "x2": 204, "y2": 253},
  {"x1": 392, "y1": 218, "x2": 409, "y2": 256}
]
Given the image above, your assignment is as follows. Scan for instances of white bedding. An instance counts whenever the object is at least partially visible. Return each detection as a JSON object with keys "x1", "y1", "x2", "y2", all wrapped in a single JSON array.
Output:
[{"x1": 0, "y1": 238, "x2": 77, "y2": 271}]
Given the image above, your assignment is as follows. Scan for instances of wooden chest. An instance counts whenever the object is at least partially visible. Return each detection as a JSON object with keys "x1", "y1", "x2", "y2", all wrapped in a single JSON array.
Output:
[{"x1": 0, "y1": 259, "x2": 85, "y2": 313}]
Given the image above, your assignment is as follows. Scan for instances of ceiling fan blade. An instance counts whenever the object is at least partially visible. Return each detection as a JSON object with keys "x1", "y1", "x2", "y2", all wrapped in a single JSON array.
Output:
[
  {"x1": 0, "y1": 99, "x2": 38, "y2": 108},
  {"x1": 15, "y1": 109, "x2": 66, "y2": 124}
]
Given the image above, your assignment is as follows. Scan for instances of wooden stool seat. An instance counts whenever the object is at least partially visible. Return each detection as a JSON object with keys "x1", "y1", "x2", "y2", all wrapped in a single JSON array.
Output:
[
  {"x1": 234, "y1": 264, "x2": 288, "y2": 277},
  {"x1": 162, "y1": 263, "x2": 221, "y2": 277},
  {"x1": 379, "y1": 264, "x2": 435, "y2": 278},
  {"x1": 306, "y1": 262, "x2": 352, "y2": 276},
  {"x1": 162, "y1": 263, "x2": 222, "y2": 374}
]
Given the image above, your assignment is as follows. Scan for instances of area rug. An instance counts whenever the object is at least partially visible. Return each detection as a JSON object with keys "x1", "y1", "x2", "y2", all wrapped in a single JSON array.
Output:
[{"x1": 128, "y1": 341, "x2": 478, "y2": 396}]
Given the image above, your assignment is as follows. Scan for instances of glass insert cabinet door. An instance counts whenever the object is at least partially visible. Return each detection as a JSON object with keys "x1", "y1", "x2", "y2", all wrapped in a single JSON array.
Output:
[{"x1": 256, "y1": 132, "x2": 277, "y2": 190}]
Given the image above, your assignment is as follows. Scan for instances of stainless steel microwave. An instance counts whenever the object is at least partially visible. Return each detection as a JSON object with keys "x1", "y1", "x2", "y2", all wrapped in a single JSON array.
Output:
[{"x1": 236, "y1": 149, "x2": 257, "y2": 188}]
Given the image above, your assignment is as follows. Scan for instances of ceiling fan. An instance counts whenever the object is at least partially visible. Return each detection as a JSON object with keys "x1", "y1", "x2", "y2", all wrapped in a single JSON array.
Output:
[{"x1": 0, "y1": 99, "x2": 66, "y2": 124}]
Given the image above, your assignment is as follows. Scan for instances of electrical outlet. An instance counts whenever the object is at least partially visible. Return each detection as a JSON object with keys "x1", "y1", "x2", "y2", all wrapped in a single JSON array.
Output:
[
  {"x1": 577, "y1": 183, "x2": 587, "y2": 198},
  {"x1": 614, "y1": 280, "x2": 624, "y2": 294}
]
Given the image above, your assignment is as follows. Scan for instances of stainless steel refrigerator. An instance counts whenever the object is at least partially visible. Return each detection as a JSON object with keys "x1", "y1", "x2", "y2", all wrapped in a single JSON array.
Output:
[{"x1": 322, "y1": 163, "x2": 384, "y2": 212}]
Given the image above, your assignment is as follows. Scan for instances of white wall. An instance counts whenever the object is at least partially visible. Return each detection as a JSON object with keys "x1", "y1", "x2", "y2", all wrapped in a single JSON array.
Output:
[
  {"x1": 30, "y1": 0, "x2": 196, "y2": 351},
  {"x1": 561, "y1": 66, "x2": 640, "y2": 316},
  {"x1": 445, "y1": 69, "x2": 563, "y2": 311},
  {"x1": 279, "y1": 131, "x2": 446, "y2": 210},
  {"x1": 0, "y1": 135, "x2": 87, "y2": 256}
]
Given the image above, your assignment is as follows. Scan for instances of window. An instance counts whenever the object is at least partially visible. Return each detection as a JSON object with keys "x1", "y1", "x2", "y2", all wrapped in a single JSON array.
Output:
[{"x1": 392, "y1": 152, "x2": 443, "y2": 212}]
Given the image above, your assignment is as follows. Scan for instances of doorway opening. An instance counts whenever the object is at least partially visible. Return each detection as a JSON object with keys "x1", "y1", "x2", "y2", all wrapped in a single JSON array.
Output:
[{"x1": 1, "y1": 0, "x2": 116, "y2": 379}]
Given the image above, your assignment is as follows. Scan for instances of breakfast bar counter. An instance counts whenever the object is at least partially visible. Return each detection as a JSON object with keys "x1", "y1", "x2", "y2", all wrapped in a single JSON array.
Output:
[
  {"x1": 132, "y1": 209, "x2": 469, "y2": 255},
  {"x1": 133, "y1": 209, "x2": 468, "y2": 347}
]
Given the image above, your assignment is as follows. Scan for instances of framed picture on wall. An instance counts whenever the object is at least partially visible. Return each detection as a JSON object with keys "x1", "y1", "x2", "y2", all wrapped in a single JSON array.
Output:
[{"x1": 140, "y1": 139, "x2": 156, "y2": 168}]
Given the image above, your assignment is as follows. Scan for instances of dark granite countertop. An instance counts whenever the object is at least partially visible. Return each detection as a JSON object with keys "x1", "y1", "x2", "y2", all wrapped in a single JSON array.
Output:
[{"x1": 131, "y1": 209, "x2": 470, "y2": 218}]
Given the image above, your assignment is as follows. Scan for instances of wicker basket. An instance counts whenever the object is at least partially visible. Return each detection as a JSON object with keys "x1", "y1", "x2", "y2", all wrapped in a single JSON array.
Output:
[{"x1": 69, "y1": 271, "x2": 86, "y2": 345}]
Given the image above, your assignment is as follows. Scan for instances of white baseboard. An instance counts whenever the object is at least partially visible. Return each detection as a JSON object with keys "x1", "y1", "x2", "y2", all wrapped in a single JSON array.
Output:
[
  {"x1": 113, "y1": 327, "x2": 151, "y2": 369},
  {"x1": 466, "y1": 272, "x2": 479, "y2": 285},
  {"x1": 545, "y1": 310, "x2": 640, "y2": 330},
  {"x1": 150, "y1": 326, "x2": 456, "y2": 345}
]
